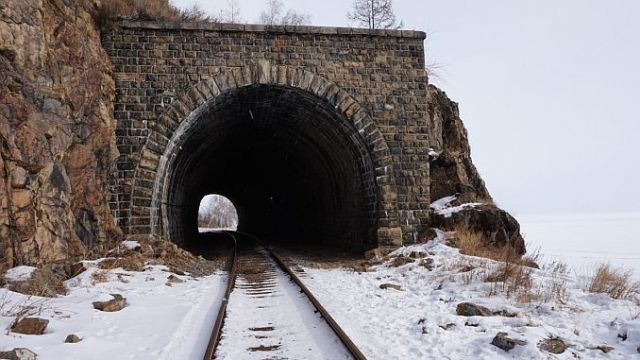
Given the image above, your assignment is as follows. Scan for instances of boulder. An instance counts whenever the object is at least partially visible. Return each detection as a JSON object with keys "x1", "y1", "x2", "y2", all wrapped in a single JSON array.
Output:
[
  {"x1": 92, "y1": 294, "x2": 126, "y2": 312},
  {"x1": 11, "y1": 317, "x2": 48, "y2": 335},
  {"x1": 491, "y1": 332, "x2": 527, "y2": 352},
  {"x1": 432, "y1": 204, "x2": 526, "y2": 255},
  {"x1": 0, "y1": 348, "x2": 37, "y2": 360}
]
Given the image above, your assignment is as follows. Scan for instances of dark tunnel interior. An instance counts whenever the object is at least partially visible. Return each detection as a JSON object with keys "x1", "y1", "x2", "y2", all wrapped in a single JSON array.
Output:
[{"x1": 162, "y1": 84, "x2": 379, "y2": 252}]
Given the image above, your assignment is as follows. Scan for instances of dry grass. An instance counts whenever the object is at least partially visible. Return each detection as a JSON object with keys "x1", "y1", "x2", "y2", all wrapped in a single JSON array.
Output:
[
  {"x1": 485, "y1": 258, "x2": 571, "y2": 304},
  {"x1": 486, "y1": 261, "x2": 535, "y2": 303},
  {"x1": 7, "y1": 267, "x2": 67, "y2": 298},
  {"x1": 91, "y1": 270, "x2": 110, "y2": 284},
  {"x1": 96, "y1": 0, "x2": 213, "y2": 25},
  {"x1": 538, "y1": 260, "x2": 569, "y2": 304},
  {"x1": 449, "y1": 224, "x2": 539, "y2": 268},
  {"x1": 99, "y1": 254, "x2": 145, "y2": 272},
  {"x1": 586, "y1": 263, "x2": 640, "y2": 300},
  {"x1": 446, "y1": 225, "x2": 568, "y2": 304},
  {"x1": 0, "y1": 293, "x2": 50, "y2": 321}
]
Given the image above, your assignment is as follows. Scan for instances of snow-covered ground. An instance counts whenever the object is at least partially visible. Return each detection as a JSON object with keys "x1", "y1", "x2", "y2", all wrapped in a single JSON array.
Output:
[
  {"x1": 0, "y1": 260, "x2": 225, "y2": 360},
  {"x1": 519, "y1": 213, "x2": 640, "y2": 277},
  {"x1": 2, "y1": 221, "x2": 640, "y2": 359},
  {"x1": 301, "y1": 232, "x2": 640, "y2": 359}
]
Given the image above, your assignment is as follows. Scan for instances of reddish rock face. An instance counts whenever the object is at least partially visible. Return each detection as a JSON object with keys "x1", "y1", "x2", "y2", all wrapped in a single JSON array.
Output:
[{"x1": 0, "y1": 0, "x2": 121, "y2": 266}]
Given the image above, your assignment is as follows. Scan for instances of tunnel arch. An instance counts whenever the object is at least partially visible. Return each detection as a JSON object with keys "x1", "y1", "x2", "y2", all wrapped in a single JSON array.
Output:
[{"x1": 130, "y1": 64, "x2": 399, "y2": 250}]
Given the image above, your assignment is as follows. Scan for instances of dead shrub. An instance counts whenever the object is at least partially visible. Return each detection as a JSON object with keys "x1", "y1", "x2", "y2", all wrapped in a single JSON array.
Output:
[
  {"x1": 95, "y1": 0, "x2": 212, "y2": 26},
  {"x1": 586, "y1": 263, "x2": 640, "y2": 300}
]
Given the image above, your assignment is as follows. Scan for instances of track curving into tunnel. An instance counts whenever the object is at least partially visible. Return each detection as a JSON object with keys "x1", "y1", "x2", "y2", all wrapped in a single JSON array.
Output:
[
  {"x1": 161, "y1": 84, "x2": 379, "y2": 252},
  {"x1": 203, "y1": 231, "x2": 367, "y2": 360}
]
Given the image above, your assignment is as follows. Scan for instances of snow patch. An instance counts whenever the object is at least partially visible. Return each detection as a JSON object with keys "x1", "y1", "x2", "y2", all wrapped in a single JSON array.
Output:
[
  {"x1": 431, "y1": 195, "x2": 483, "y2": 218},
  {"x1": 120, "y1": 240, "x2": 141, "y2": 250},
  {"x1": 4, "y1": 265, "x2": 37, "y2": 282}
]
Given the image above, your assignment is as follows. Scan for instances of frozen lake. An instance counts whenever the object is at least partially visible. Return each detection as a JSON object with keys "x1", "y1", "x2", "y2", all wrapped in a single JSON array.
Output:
[{"x1": 518, "y1": 213, "x2": 640, "y2": 277}]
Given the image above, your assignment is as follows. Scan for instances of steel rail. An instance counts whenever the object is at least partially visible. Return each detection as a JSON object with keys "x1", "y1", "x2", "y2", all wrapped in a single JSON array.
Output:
[
  {"x1": 203, "y1": 232, "x2": 238, "y2": 360},
  {"x1": 231, "y1": 230, "x2": 368, "y2": 360}
]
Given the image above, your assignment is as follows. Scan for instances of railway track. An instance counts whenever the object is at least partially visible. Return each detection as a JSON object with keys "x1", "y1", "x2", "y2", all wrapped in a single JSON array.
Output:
[{"x1": 203, "y1": 231, "x2": 366, "y2": 360}]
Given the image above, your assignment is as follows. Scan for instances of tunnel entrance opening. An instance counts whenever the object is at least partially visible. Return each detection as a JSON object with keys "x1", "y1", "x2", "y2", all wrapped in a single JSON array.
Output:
[
  {"x1": 197, "y1": 194, "x2": 239, "y2": 232},
  {"x1": 159, "y1": 84, "x2": 380, "y2": 254}
]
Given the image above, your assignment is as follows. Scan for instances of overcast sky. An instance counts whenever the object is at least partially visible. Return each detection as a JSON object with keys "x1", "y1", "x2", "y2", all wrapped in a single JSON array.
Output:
[{"x1": 171, "y1": 0, "x2": 640, "y2": 216}]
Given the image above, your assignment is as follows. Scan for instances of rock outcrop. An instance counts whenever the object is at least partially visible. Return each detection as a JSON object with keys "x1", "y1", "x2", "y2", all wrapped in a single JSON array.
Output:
[
  {"x1": 428, "y1": 85, "x2": 492, "y2": 204},
  {"x1": 0, "y1": 0, "x2": 121, "y2": 267},
  {"x1": 428, "y1": 85, "x2": 525, "y2": 254}
]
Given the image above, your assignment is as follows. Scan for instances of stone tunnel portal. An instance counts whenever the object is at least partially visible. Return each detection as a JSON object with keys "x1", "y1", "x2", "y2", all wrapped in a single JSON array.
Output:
[{"x1": 162, "y1": 84, "x2": 379, "y2": 251}]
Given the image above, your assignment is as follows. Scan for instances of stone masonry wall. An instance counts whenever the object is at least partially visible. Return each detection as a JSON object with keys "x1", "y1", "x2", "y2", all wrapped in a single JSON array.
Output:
[{"x1": 102, "y1": 22, "x2": 431, "y2": 246}]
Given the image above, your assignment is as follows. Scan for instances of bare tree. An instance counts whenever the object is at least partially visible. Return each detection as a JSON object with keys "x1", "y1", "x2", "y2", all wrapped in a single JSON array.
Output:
[
  {"x1": 198, "y1": 195, "x2": 238, "y2": 230},
  {"x1": 347, "y1": 0, "x2": 403, "y2": 30},
  {"x1": 259, "y1": 0, "x2": 311, "y2": 26},
  {"x1": 219, "y1": 0, "x2": 242, "y2": 23}
]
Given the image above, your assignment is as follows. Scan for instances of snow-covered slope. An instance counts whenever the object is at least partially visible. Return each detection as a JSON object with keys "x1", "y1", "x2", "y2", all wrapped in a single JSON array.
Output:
[
  {"x1": 0, "y1": 261, "x2": 225, "y2": 360},
  {"x1": 301, "y1": 232, "x2": 640, "y2": 359}
]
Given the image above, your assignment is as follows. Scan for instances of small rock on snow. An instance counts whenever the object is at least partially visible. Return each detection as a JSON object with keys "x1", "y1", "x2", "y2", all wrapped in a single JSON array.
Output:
[
  {"x1": 539, "y1": 337, "x2": 567, "y2": 354},
  {"x1": 419, "y1": 258, "x2": 435, "y2": 270},
  {"x1": 92, "y1": 294, "x2": 126, "y2": 312},
  {"x1": 64, "y1": 334, "x2": 82, "y2": 343},
  {"x1": 379, "y1": 283, "x2": 403, "y2": 291},
  {"x1": 388, "y1": 256, "x2": 414, "y2": 267},
  {"x1": 491, "y1": 332, "x2": 527, "y2": 352},
  {"x1": 456, "y1": 302, "x2": 493, "y2": 317},
  {"x1": 591, "y1": 344, "x2": 614, "y2": 353},
  {"x1": 166, "y1": 274, "x2": 184, "y2": 285}
]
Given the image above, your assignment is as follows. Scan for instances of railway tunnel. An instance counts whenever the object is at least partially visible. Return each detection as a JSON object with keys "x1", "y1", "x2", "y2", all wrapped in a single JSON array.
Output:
[{"x1": 161, "y1": 84, "x2": 380, "y2": 252}]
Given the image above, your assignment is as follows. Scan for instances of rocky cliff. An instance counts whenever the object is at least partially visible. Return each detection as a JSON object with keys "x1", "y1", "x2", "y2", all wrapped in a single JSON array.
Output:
[
  {"x1": 428, "y1": 85, "x2": 525, "y2": 254},
  {"x1": 0, "y1": 0, "x2": 120, "y2": 267},
  {"x1": 0, "y1": 0, "x2": 525, "y2": 266}
]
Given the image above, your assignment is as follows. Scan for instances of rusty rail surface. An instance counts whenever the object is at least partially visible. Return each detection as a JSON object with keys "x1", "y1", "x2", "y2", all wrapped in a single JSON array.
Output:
[{"x1": 203, "y1": 231, "x2": 367, "y2": 360}]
